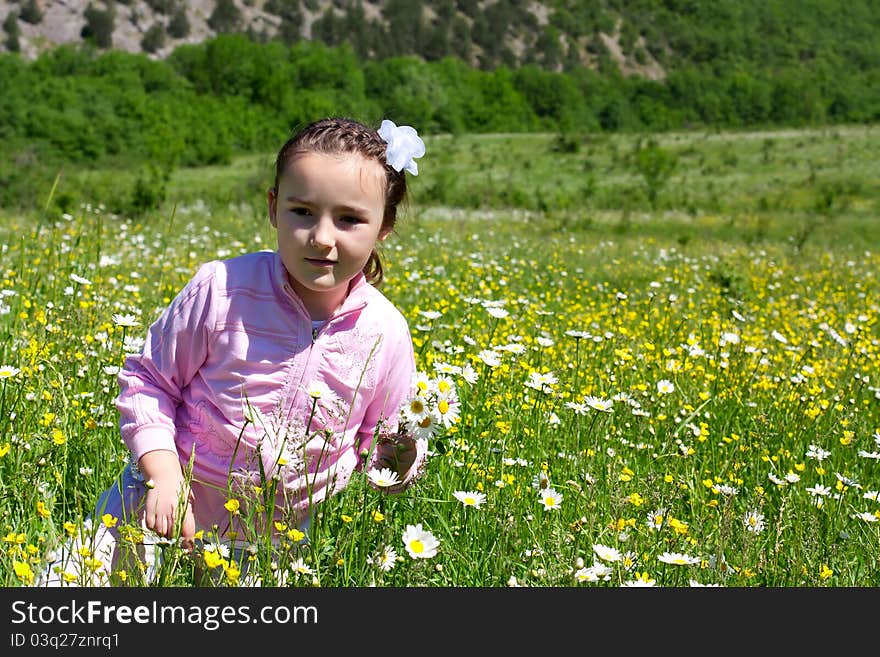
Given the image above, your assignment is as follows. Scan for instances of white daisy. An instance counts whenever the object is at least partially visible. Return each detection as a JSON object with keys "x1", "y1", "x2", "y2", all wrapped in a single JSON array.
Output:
[
  {"x1": 657, "y1": 551, "x2": 700, "y2": 565},
  {"x1": 621, "y1": 577, "x2": 656, "y2": 587},
  {"x1": 537, "y1": 488, "x2": 563, "y2": 511},
  {"x1": 646, "y1": 508, "x2": 666, "y2": 531},
  {"x1": 434, "y1": 375, "x2": 457, "y2": 400},
  {"x1": 525, "y1": 371, "x2": 557, "y2": 392},
  {"x1": 656, "y1": 379, "x2": 675, "y2": 395},
  {"x1": 69, "y1": 273, "x2": 93, "y2": 286},
  {"x1": 743, "y1": 509, "x2": 765, "y2": 534},
  {"x1": 402, "y1": 523, "x2": 440, "y2": 559},
  {"x1": 460, "y1": 364, "x2": 478, "y2": 385},
  {"x1": 565, "y1": 401, "x2": 588, "y2": 415},
  {"x1": 771, "y1": 330, "x2": 788, "y2": 344},
  {"x1": 0, "y1": 365, "x2": 21, "y2": 379},
  {"x1": 402, "y1": 394, "x2": 431, "y2": 424},
  {"x1": 409, "y1": 411, "x2": 441, "y2": 441},
  {"x1": 290, "y1": 558, "x2": 314, "y2": 575},
  {"x1": 366, "y1": 467, "x2": 401, "y2": 489},
  {"x1": 852, "y1": 512, "x2": 878, "y2": 523},
  {"x1": 433, "y1": 361, "x2": 461, "y2": 376},
  {"x1": 303, "y1": 380, "x2": 335, "y2": 401},
  {"x1": 453, "y1": 490, "x2": 487, "y2": 509},
  {"x1": 835, "y1": 472, "x2": 862, "y2": 489},
  {"x1": 204, "y1": 542, "x2": 230, "y2": 558},
  {"x1": 477, "y1": 350, "x2": 502, "y2": 367},
  {"x1": 367, "y1": 545, "x2": 398, "y2": 572},
  {"x1": 584, "y1": 396, "x2": 613, "y2": 413},
  {"x1": 435, "y1": 398, "x2": 460, "y2": 428},
  {"x1": 111, "y1": 313, "x2": 140, "y2": 328},
  {"x1": 806, "y1": 444, "x2": 831, "y2": 461},
  {"x1": 593, "y1": 544, "x2": 622, "y2": 562},
  {"x1": 411, "y1": 371, "x2": 434, "y2": 397},
  {"x1": 720, "y1": 331, "x2": 740, "y2": 345}
]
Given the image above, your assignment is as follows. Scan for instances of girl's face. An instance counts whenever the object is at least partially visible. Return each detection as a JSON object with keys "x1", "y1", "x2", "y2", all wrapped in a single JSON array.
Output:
[{"x1": 268, "y1": 151, "x2": 388, "y2": 320}]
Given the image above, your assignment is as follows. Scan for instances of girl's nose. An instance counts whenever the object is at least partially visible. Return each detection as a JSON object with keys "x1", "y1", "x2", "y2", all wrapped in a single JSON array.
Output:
[{"x1": 309, "y1": 216, "x2": 334, "y2": 248}]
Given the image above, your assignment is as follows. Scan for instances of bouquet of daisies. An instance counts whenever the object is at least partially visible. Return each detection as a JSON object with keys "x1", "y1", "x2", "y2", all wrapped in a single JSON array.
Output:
[{"x1": 398, "y1": 371, "x2": 460, "y2": 447}]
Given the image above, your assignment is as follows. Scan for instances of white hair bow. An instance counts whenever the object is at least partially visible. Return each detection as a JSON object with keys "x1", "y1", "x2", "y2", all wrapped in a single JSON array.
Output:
[{"x1": 378, "y1": 119, "x2": 426, "y2": 176}]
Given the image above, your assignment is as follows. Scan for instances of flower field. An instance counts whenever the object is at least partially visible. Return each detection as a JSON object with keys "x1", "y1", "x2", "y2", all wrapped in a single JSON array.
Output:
[{"x1": 1, "y1": 126, "x2": 878, "y2": 587}]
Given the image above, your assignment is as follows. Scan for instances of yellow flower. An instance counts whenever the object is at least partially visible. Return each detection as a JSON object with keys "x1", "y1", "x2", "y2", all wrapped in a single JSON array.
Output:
[
  {"x1": 224, "y1": 498, "x2": 240, "y2": 514},
  {"x1": 194, "y1": 529, "x2": 204, "y2": 540},
  {"x1": 627, "y1": 492, "x2": 645, "y2": 506},
  {"x1": 274, "y1": 521, "x2": 287, "y2": 532},
  {"x1": 36, "y1": 500, "x2": 51, "y2": 518},
  {"x1": 287, "y1": 528, "x2": 305, "y2": 542},
  {"x1": 0, "y1": 443, "x2": 10, "y2": 458},
  {"x1": 51, "y1": 428, "x2": 66, "y2": 445},
  {"x1": 101, "y1": 513, "x2": 118, "y2": 528},
  {"x1": 668, "y1": 517, "x2": 689, "y2": 535},
  {"x1": 224, "y1": 562, "x2": 241, "y2": 584},
  {"x1": 341, "y1": 514, "x2": 353, "y2": 523},
  {"x1": 371, "y1": 510, "x2": 385, "y2": 522},
  {"x1": 203, "y1": 550, "x2": 225, "y2": 570},
  {"x1": 13, "y1": 561, "x2": 34, "y2": 584},
  {"x1": 819, "y1": 564, "x2": 833, "y2": 580}
]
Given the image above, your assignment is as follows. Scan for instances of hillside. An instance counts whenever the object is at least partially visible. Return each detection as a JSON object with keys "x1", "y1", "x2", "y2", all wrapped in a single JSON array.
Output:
[{"x1": 2, "y1": 0, "x2": 878, "y2": 82}]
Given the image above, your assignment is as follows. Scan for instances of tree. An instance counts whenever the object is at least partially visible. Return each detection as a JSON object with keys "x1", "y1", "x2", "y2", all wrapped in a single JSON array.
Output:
[
  {"x1": 633, "y1": 139, "x2": 677, "y2": 209},
  {"x1": 81, "y1": 3, "x2": 115, "y2": 50},
  {"x1": 18, "y1": 0, "x2": 42, "y2": 25},
  {"x1": 167, "y1": 6, "x2": 190, "y2": 39},
  {"x1": 143, "y1": 0, "x2": 175, "y2": 14},
  {"x1": 3, "y1": 11, "x2": 20, "y2": 52},
  {"x1": 266, "y1": 0, "x2": 303, "y2": 45},
  {"x1": 141, "y1": 23, "x2": 166, "y2": 54},
  {"x1": 208, "y1": 0, "x2": 242, "y2": 34}
]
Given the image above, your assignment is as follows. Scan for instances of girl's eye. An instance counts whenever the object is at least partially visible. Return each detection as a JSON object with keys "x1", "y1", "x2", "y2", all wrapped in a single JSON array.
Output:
[
  {"x1": 291, "y1": 207, "x2": 311, "y2": 216},
  {"x1": 340, "y1": 215, "x2": 363, "y2": 225}
]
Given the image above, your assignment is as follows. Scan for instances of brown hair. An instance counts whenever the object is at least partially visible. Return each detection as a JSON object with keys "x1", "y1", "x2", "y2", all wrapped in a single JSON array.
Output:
[{"x1": 272, "y1": 117, "x2": 408, "y2": 286}]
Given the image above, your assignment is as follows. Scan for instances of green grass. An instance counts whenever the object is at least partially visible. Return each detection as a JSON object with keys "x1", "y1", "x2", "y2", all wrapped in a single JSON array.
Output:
[{"x1": 1, "y1": 125, "x2": 879, "y2": 587}]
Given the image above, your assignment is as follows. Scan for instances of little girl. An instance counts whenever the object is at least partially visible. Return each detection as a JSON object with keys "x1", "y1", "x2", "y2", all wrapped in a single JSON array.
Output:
[{"x1": 41, "y1": 116, "x2": 428, "y2": 585}]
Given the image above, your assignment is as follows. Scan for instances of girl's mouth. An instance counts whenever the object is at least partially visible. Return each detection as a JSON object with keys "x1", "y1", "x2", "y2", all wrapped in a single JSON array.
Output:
[{"x1": 306, "y1": 258, "x2": 336, "y2": 267}]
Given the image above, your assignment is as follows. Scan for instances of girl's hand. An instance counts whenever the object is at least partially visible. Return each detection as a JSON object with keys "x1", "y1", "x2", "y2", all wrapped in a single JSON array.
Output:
[
  {"x1": 376, "y1": 429, "x2": 418, "y2": 479},
  {"x1": 137, "y1": 450, "x2": 196, "y2": 549}
]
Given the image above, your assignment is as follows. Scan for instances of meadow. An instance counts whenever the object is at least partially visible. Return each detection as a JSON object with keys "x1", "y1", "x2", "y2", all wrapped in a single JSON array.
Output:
[{"x1": 0, "y1": 124, "x2": 878, "y2": 587}]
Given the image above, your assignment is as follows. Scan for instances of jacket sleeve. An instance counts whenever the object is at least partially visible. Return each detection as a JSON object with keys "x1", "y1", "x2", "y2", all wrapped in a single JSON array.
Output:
[
  {"x1": 355, "y1": 317, "x2": 427, "y2": 493},
  {"x1": 115, "y1": 262, "x2": 217, "y2": 465}
]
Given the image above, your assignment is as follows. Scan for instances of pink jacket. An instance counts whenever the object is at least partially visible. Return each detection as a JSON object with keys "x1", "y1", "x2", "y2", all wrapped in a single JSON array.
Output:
[{"x1": 115, "y1": 250, "x2": 426, "y2": 535}]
